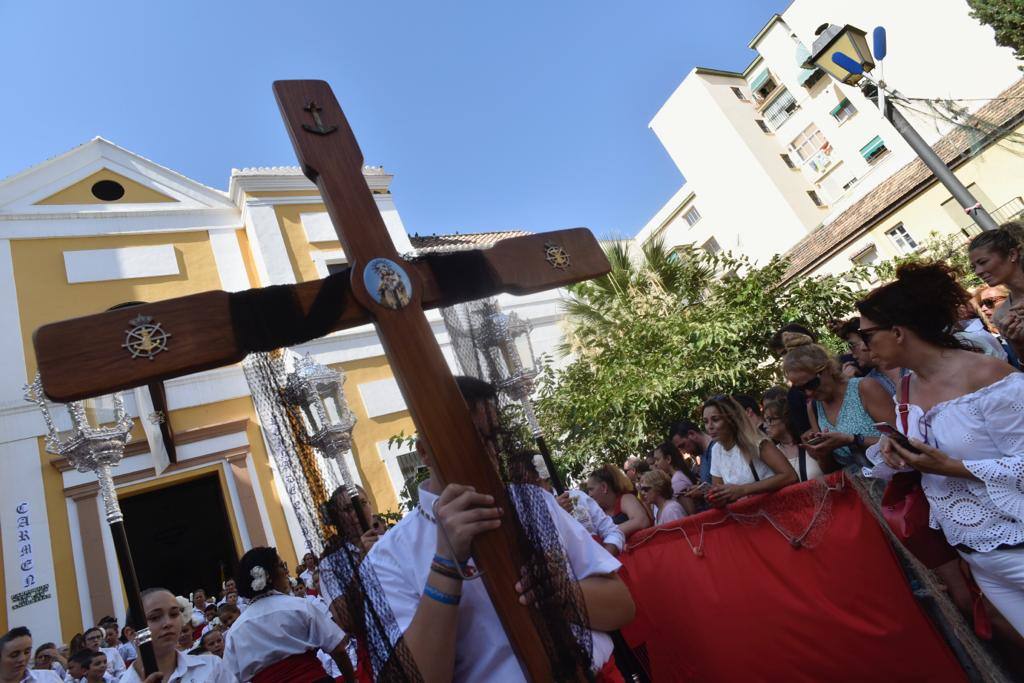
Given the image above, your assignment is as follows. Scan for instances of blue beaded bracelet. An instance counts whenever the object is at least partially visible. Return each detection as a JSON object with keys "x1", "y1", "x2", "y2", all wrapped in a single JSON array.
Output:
[
  {"x1": 433, "y1": 554, "x2": 464, "y2": 569},
  {"x1": 424, "y1": 583, "x2": 460, "y2": 606}
]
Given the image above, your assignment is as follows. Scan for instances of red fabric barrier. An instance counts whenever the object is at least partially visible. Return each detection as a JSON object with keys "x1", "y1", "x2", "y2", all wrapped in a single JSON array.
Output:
[{"x1": 619, "y1": 474, "x2": 966, "y2": 682}]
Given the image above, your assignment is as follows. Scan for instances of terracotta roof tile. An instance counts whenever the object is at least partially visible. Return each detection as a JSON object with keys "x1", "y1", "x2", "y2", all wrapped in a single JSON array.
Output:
[
  {"x1": 782, "y1": 78, "x2": 1024, "y2": 281},
  {"x1": 409, "y1": 230, "x2": 532, "y2": 252}
]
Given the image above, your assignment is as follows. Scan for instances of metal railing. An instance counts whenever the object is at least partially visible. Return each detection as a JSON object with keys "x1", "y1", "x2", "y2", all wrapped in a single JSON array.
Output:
[{"x1": 961, "y1": 196, "x2": 1023, "y2": 237}]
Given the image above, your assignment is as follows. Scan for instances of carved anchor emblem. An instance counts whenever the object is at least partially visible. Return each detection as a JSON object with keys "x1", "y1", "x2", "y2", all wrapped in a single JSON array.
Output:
[{"x1": 302, "y1": 101, "x2": 338, "y2": 135}]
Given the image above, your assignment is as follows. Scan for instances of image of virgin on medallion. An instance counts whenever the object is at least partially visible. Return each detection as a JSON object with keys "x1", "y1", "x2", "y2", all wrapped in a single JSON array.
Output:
[{"x1": 363, "y1": 258, "x2": 412, "y2": 310}]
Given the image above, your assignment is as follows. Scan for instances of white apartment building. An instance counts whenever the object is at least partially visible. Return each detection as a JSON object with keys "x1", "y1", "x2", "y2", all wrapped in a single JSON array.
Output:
[{"x1": 635, "y1": 0, "x2": 1022, "y2": 262}]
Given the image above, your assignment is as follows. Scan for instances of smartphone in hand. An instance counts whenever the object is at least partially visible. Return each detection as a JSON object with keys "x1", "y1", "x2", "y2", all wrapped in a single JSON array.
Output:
[
  {"x1": 873, "y1": 422, "x2": 922, "y2": 454},
  {"x1": 803, "y1": 434, "x2": 826, "y2": 446}
]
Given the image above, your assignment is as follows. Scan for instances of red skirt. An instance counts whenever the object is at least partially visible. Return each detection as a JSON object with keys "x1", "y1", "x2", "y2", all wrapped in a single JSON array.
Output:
[
  {"x1": 596, "y1": 655, "x2": 625, "y2": 683},
  {"x1": 252, "y1": 651, "x2": 333, "y2": 683}
]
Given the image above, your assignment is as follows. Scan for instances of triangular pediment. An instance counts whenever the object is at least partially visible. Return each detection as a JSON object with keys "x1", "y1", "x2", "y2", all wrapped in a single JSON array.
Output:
[
  {"x1": 0, "y1": 137, "x2": 235, "y2": 215},
  {"x1": 35, "y1": 168, "x2": 178, "y2": 205}
]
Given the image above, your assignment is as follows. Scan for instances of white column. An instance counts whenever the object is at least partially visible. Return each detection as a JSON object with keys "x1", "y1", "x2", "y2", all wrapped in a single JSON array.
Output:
[
  {"x1": 65, "y1": 498, "x2": 93, "y2": 628},
  {"x1": 221, "y1": 461, "x2": 253, "y2": 549},
  {"x1": 242, "y1": 203, "x2": 296, "y2": 286},
  {"x1": 0, "y1": 240, "x2": 29, "y2": 407},
  {"x1": 0, "y1": 437, "x2": 61, "y2": 638},
  {"x1": 97, "y1": 501, "x2": 126, "y2": 622},
  {"x1": 245, "y1": 454, "x2": 278, "y2": 548},
  {"x1": 208, "y1": 228, "x2": 252, "y2": 292},
  {"x1": 374, "y1": 194, "x2": 414, "y2": 254}
]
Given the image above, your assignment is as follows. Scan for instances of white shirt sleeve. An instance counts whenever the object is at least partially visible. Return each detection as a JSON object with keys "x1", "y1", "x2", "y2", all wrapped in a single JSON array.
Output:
[
  {"x1": 304, "y1": 591, "x2": 347, "y2": 653},
  {"x1": 967, "y1": 374, "x2": 1024, "y2": 520},
  {"x1": 709, "y1": 443, "x2": 723, "y2": 479},
  {"x1": 544, "y1": 494, "x2": 621, "y2": 579},
  {"x1": 584, "y1": 492, "x2": 625, "y2": 552},
  {"x1": 365, "y1": 537, "x2": 421, "y2": 633},
  {"x1": 103, "y1": 648, "x2": 126, "y2": 676}
]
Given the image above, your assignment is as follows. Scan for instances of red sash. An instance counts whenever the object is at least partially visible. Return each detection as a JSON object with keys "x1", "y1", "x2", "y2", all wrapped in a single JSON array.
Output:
[
  {"x1": 252, "y1": 651, "x2": 333, "y2": 683},
  {"x1": 596, "y1": 655, "x2": 625, "y2": 683}
]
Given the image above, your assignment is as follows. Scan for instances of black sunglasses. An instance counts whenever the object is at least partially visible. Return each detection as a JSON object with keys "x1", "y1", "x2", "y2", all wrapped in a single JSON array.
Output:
[
  {"x1": 858, "y1": 325, "x2": 892, "y2": 347},
  {"x1": 638, "y1": 485, "x2": 652, "y2": 492},
  {"x1": 792, "y1": 367, "x2": 826, "y2": 393}
]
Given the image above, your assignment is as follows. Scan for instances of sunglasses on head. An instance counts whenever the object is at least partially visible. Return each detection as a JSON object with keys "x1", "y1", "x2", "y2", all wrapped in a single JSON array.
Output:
[{"x1": 792, "y1": 367, "x2": 827, "y2": 393}]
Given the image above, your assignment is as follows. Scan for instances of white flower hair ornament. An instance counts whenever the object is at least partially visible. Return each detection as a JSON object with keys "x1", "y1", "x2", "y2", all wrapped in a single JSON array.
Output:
[
  {"x1": 250, "y1": 565, "x2": 269, "y2": 593},
  {"x1": 175, "y1": 596, "x2": 193, "y2": 628},
  {"x1": 532, "y1": 454, "x2": 550, "y2": 481}
]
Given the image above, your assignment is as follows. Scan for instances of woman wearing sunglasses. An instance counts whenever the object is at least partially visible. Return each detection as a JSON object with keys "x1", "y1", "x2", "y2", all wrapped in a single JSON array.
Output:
[
  {"x1": 858, "y1": 261, "x2": 1024, "y2": 636},
  {"x1": 782, "y1": 334, "x2": 894, "y2": 471}
]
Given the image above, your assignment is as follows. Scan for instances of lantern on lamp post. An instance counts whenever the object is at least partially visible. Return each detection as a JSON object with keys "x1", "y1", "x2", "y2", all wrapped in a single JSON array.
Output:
[
  {"x1": 282, "y1": 353, "x2": 367, "y2": 531},
  {"x1": 803, "y1": 22, "x2": 997, "y2": 231},
  {"x1": 477, "y1": 303, "x2": 564, "y2": 493},
  {"x1": 24, "y1": 374, "x2": 158, "y2": 676}
]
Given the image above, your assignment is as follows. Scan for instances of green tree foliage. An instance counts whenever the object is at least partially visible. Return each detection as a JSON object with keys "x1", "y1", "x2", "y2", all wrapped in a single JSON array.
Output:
[
  {"x1": 968, "y1": 0, "x2": 1024, "y2": 67},
  {"x1": 535, "y1": 241, "x2": 864, "y2": 478}
]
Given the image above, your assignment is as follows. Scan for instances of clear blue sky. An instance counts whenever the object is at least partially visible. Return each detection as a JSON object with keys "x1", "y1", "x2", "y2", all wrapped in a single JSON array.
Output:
[{"x1": 0, "y1": 1, "x2": 787, "y2": 239}]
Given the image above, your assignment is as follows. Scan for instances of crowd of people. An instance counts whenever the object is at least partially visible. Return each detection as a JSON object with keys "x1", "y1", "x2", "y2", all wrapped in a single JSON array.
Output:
[{"x1": 3, "y1": 223, "x2": 1024, "y2": 681}]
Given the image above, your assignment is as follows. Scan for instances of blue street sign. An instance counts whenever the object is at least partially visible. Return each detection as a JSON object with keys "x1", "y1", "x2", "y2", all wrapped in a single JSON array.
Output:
[
  {"x1": 832, "y1": 52, "x2": 864, "y2": 74},
  {"x1": 873, "y1": 26, "x2": 887, "y2": 60}
]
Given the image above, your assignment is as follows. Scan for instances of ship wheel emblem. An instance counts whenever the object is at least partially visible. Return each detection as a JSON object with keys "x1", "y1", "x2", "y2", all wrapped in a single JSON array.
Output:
[
  {"x1": 122, "y1": 314, "x2": 171, "y2": 360},
  {"x1": 544, "y1": 240, "x2": 570, "y2": 270}
]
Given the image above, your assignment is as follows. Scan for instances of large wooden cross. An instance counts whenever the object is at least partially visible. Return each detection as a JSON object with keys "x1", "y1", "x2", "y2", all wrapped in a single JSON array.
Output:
[{"x1": 34, "y1": 80, "x2": 609, "y2": 681}]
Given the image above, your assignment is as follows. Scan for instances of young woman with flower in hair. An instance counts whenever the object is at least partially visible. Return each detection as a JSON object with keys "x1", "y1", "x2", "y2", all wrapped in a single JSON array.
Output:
[
  {"x1": 222, "y1": 546, "x2": 354, "y2": 682},
  {"x1": 859, "y1": 261, "x2": 1024, "y2": 636},
  {"x1": 703, "y1": 395, "x2": 797, "y2": 505},
  {"x1": 118, "y1": 588, "x2": 234, "y2": 683}
]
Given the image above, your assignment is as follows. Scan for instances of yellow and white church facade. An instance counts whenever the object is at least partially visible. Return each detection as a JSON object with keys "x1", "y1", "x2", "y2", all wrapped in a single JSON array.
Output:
[{"x1": 0, "y1": 138, "x2": 567, "y2": 642}]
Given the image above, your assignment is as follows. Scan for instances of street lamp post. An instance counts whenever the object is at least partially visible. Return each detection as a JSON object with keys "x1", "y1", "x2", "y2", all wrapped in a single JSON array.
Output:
[
  {"x1": 805, "y1": 23, "x2": 999, "y2": 232},
  {"x1": 24, "y1": 375, "x2": 159, "y2": 676},
  {"x1": 282, "y1": 353, "x2": 368, "y2": 532}
]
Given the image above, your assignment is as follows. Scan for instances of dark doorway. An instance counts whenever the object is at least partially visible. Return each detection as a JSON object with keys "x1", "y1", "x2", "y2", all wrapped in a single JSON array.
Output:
[{"x1": 120, "y1": 473, "x2": 238, "y2": 598}]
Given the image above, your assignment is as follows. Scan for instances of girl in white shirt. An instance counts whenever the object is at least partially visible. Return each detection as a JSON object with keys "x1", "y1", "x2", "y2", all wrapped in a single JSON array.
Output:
[
  {"x1": 119, "y1": 588, "x2": 234, "y2": 683},
  {"x1": 703, "y1": 395, "x2": 797, "y2": 505},
  {"x1": 223, "y1": 547, "x2": 352, "y2": 682}
]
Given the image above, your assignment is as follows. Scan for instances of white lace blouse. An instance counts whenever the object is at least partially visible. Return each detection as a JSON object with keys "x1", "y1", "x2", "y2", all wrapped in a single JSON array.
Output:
[{"x1": 865, "y1": 372, "x2": 1024, "y2": 552}]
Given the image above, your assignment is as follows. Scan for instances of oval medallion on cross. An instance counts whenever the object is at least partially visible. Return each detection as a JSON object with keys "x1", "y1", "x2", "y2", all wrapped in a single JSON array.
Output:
[{"x1": 363, "y1": 258, "x2": 413, "y2": 310}]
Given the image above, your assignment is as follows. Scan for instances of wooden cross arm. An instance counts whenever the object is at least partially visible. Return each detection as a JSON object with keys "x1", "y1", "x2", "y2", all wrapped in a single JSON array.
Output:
[{"x1": 33, "y1": 228, "x2": 608, "y2": 402}]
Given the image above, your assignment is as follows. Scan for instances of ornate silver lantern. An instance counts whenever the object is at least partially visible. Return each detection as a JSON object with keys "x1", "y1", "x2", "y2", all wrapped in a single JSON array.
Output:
[
  {"x1": 25, "y1": 373, "x2": 133, "y2": 524},
  {"x1": 478, "y1": 304, "x2": 540, "y2": 420},
  {"x1": 283, "y1": 353, "x2": 359, "y2": 491},
  {"x1": 24, "y1": 373, "x2": 156, "y2": 669}
]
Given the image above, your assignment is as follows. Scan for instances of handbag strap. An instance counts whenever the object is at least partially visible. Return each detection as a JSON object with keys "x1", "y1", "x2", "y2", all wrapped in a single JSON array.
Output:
[
  {"x1": 797, "y1": 446, "x2": 808, "y2": 481},
  {"x1": 897, "y1": 373, "x2": 912, "y2": 434},
  {"x1": 748, "y1": 460, "x2": 760, "y2": 482}
]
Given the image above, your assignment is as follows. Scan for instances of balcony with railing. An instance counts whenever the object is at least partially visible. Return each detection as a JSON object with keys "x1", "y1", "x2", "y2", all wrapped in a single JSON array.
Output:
[{"x1": 961, "y1": 196, "x2": 1024, "y2": 237}]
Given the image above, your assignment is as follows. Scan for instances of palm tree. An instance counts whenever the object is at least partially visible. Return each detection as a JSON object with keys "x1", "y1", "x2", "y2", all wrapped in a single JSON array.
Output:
[{"x1": 559, "y1": 238, "x2": 716, "y2": 355}]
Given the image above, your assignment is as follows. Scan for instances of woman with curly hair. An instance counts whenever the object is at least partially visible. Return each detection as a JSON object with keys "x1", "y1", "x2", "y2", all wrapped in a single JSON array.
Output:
[
  {"x1": 859, "y1": 261, "x2": 1024, "y2": 636},
  {"x1": 222, "y1": 547, "x2": 354, "y2": 682}
]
